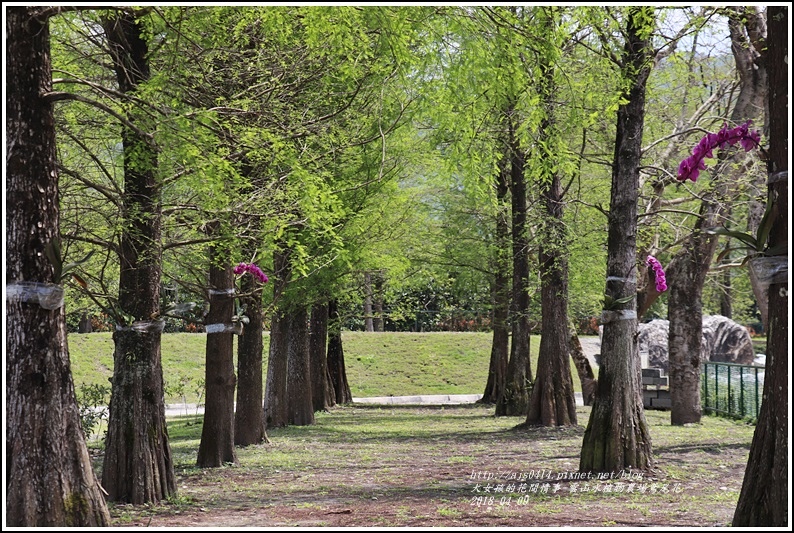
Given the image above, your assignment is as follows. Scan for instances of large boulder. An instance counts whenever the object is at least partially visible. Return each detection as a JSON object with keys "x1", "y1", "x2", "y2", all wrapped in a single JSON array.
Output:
[{"x1": 637, "y1": 315, "x2": 755, "y2": 371}]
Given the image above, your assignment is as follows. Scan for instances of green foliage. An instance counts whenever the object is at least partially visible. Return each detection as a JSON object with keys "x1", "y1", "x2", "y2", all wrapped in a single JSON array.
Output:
[{"x1": 75, "y1": 382, "x2": 111, "y2": 441}]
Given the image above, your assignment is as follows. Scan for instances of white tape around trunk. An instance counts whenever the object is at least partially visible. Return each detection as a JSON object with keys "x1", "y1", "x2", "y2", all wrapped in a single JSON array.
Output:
[
  {"x1": 601, "y1": 309, "x2": 637, "y2": 324},
  {"x1": 208, "y1": 288, "x2": 235, "y2": 297},
  {"x1": 6, "y1": 281, "x2": 65, "y2": 310},
  {"x1": 115, "y1": 320, "x2": 165, "y2": 333},
  {"x1": 205, "y1": 322, "x2": 243, "y2": 335}
]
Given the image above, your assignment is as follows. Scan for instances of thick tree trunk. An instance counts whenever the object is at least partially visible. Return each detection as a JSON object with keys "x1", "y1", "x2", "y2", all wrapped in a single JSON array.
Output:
[
  {"x1": 480, "y1": 155, "x2": 511, "y2": 404},
  {"x1": 667, "y1": 6, "x2": 767, "y2": 425},
  {"x1": 197, "y1": 254, "x2": 237, "y2": 467},
  {"x1": 101, "y1": 11, "x2": 176, "y2": 503},
  {"x1": 527, "y1": 172, "x2": 576, "y2": 426},
  {"x1": 526, "y1": 30, "x2": 576, "y2": 427},
  {"x1": 6, "y1": 7, "x2": 110, "y2": 525},
  {"x1": 235, "y1": 270, "x2": 266, "y2": 446},
  {"x1": 265, "y1": 310, "x2": 290, "y2": 428},
  {"x1": 310, "y1": 302, "x2": 332, "y2": 412},
  {"x1": 287, "y1": 306, "x2": 315, "y2": 426},
  {"x1": 733, "y1": 7, "x2": 787, "y2": 525},
  {"x1": 264, "y1": 248, "x2": 291, "y2": 428},
  {"x1": 327, "y1": 299, "x2": 353, "y2": 404},
  {"x1": 580, "y1": 7, "x2": 654, "y2": 473},
  {"x1": 496, "y1": 108, "x2": 533, "y2": 417}
]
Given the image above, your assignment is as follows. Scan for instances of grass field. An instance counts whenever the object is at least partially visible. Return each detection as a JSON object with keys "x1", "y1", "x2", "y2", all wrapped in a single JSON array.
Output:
[
  {"x1": 68, "y1": 331, "x2": 597, "y2": 402},
  {"x1": 104, "y1": 404, "x2": 756, "y2": 527}
]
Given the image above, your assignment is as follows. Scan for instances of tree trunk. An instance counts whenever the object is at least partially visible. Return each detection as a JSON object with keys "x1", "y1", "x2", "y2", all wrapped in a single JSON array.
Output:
[
  {"x1": 363, "y1": 271, "x2": 374, "y2": 332},
  {"x1": 265, "y1": 309, "x2": 290, "y2": 428},
  {"x1": 526, "y1": 22, "x2": 576, "y2": 427},
  {"x1": 666, "y1": 6, "x2": 767, "y2": 425},
  {"x1": 327, "y1": 299, "x2": 353, "y2": 404},
  {"x1": 733, "y1": 6, "x2": 787, "y2": 525},
  {"x1": 101, "y1": 11, "x2": 176, "y2": 503},
  {"x1": 287, "y1": 306, "x2": 315, "y2": 426},
  {"x1": 480, "y1": 153, "x2": 511, "y2": 405},
  {"x1": 6, "y1": 7, "x2": 111, "y2": 525},
  {"x1": 496, "y1": 107, "x2": 533, "y2": 417},
  {"x1": 310, "y1": 302, "x2": 332, "y2": 412},
  {"x1": 197, "y1": 252, "x2": 237, "y2": 467},
  {"x1": 569, "y1": 324, "x2": 597, "y2": 406},
  {"x1": 235, "y1": 264, "x2": 267, "y2": 446},
  {"x1": 527, "y1": 173, "x2": 576, "y2": 425},
  {"x1": 580, "y1": 7, "x2": 654, "y2": 473},
  {"x1": 373, "y1": 272, "x2": 385, "y2": 332},
  {"x1": 264, "y1": 249, "x2": 291, "y2": 428},
  {"x1": 719, "y1": 264, "x2": 733, "y2": 318}
]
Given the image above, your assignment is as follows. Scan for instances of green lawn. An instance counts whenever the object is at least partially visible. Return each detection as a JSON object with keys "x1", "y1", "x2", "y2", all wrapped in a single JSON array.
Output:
[{"x1": 68, "y1": 331, "x2": 597, "y2": 403}]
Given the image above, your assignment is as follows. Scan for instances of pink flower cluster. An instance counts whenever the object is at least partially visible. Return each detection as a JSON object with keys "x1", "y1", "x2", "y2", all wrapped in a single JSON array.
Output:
[
  {"x1": 233, "y1": 262, "x2": 269, "y2": 283},
  {"x1": 646, "y1": 255, "x2": 667, "y2": 293},
  {"x1": 677, "y1": 121, "x2": 761, "y2": 182}
]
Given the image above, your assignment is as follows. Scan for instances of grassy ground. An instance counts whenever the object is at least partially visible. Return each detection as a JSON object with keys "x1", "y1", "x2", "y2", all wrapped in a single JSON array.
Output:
[
  {"x1": 68, "y1": 331, "x2": 596, "y2": 402},
  {"x1": 102, "y1": 404, "x2": 756, "y2": 527}
]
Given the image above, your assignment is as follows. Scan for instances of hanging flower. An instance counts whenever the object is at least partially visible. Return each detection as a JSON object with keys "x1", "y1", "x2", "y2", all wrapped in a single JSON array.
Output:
[
  {"x1": 646, "y1": 255, "x2": 668, "y2": 293},
  {"x1": 234, "y1": 262, "x2": 269, "y2": 283},
  {"x1": 677, "y1": 121, "x2": 761, "y2": 182}
]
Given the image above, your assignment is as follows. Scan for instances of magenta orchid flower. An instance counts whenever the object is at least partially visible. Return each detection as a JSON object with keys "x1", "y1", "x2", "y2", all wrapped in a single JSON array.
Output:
[
  {"x1": 646, "y1": 255, "x2": 668, "y2": 293},
  {"x1": 677, "y1": 121, "x2": 761, "y2": 182},
  {"x1": 234, "y1": 262, "x2": 269, "y2": 283}
]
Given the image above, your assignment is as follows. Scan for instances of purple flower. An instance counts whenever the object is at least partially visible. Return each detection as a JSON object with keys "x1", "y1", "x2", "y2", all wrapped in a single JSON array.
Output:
[
  {"x1": 246, "y1": 263, "x2": 269, "y2": 284},
  {"x1": 646, "y1": 255, "x2": 668, "y2": 293},
  {"x1": 233, "y1": 262, "x2": 269, "y2": 283},
  {"x1": 677, "y1": 121, "x2": 761, "y2": 182}
]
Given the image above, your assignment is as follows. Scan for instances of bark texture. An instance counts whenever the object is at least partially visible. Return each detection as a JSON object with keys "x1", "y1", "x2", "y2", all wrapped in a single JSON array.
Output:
[
  {"x1": 733, "y1": 6, "x2": 788, "y2": 525},
  {"x1": 235, "y1": 269, "x2": 267, "y2": 446},
  {"x1": 666, "y1": 5, "x2": 767, "y2": 425},
  {"x1": 496, "y1": 104, "x2": 533, "y2": 417},
  {"x1": 580, "y1": 7, "x2": 654, "y2": 473},
  {"x1": 327, "y1": 299, "x2": 353, "y2": 404},
  {"x1": 197, "y1": 255, "x2": 237, "y2": 467},
  {"x1": 264, "y1": 249, "x2": 291, "y2": 428},
  {"x1": 287, "y1": 306, "x2": 315, "y2": 426},
  {"x1": 526, "y1": 25, "x2": 577, "y2": 427},
  {"x1": 6, "y1": 7, "x2": 111, "y2": 525},
  {"x1": 310, "y1": 302, "x2": 333, "y2": 412},
  {"x1": 480, "y1": 155, "x2": 511, "y2": 404},
  {"x1": 101, "y1": 11, "x2": 176, "y2": 503}
]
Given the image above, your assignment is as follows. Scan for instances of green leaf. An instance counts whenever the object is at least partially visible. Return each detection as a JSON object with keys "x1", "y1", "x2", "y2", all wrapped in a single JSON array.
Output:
[
  {"x1": 60, "y1": 250, "x2": 95, "y2": 281},
  {"x1": 755, "y1": 200, "x2": 775, "y2": 253},
  {"x1": 707, "y1": 227, "x2": 758, "y2": 250},
  {"x1": 44, "y1": 239, "x2": 63, "y2": 281}
]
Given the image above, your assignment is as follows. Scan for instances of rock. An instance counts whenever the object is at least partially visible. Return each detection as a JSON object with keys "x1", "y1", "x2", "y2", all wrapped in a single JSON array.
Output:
[{"x1": 637, "y1": 315, "x2": 755, "y2": 371}]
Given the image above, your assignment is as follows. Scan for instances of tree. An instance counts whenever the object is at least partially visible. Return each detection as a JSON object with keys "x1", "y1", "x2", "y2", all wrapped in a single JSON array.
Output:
[
  {"x1": 6, "y1": 6, "x2": 111, "y2": 525},
  {"x1": 579, "y1": 6, "x2": 655, "y2": 473},
  {"x1": 235, "y1": 260, "x2": 268, "y2": 445},
  {"x1": 327, "y1": 299, "x2": 353, "y2": 404},
  {"x1": 480, "y1": 155, "x2": 511, "y2": 404},
  {"x1": 666, "y1": 6, "x2": 768, "y2": 425},
  {"x1": 526, "y1": 6, "x2": 577, "y2": 427},
  {"x1": 733, "y1": 5, "x2": 788, "y2": 526},
  {"x1": 100, "y1": 9, "x2": 176, "y2": 503},
  {"x1": 197, "y1": 235, "x2": 238, "y2": 467},
  {"x1": 310, "y1": 302, "x2": 334, "y2": 412}
]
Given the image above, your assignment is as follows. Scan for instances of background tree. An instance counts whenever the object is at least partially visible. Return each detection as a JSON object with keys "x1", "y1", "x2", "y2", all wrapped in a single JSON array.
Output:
[
  {"x1": 196, "y1": 232, "x2": 238, "y2": 467},
  {"x1": 99, "y1": 9, "x2": 176, "y2": 503},
  {"x1": 579, "y1": 6, "x2": 656, "y2": 473},
  {"x1": 665, "y1": 6, "x2": 768, "y2": 425},
  {"x1": 733, "y1": 5, "x2": 788, "y2": 526},
  {"x1": 6, "y1": 6, "x2": 111, "y2": 525}
]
